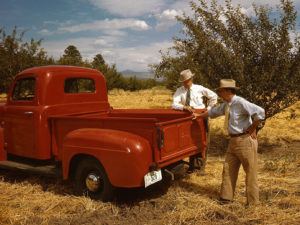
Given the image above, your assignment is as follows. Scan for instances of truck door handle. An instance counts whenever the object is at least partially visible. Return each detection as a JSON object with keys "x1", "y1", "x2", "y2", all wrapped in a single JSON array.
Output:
[
  {"x1": 157, "y1": 128, "x2": 164, "y2": 149},
  {"x1": 24, "y1": 111, "x2": 33, "y2": 115}
]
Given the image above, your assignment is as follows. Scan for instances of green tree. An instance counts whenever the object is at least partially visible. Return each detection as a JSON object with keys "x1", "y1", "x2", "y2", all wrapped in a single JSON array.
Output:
[
  {"x1": 58, "y1": 45, "x2": 83, "y2": 66},
  {"x1": 0, "y1": 27, "x2": 53, "y2": 93},
  {"x1": 91, "y1": 54, "x2": 125, "y2": 90},
  {"x1": 92, "y1": 53, "x2": 105, "y2": 67},
  {"x1": 151, "y1": 0, "x2": 300, "y2": 123},
  {"x1": 127, "y1": 76, "x2": 141, "y2": 91}
]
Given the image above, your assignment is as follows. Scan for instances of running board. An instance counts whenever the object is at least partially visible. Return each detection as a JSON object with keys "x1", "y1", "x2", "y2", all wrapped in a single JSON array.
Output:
[{"x1": 0, "y1": 161, "x2": 61, "y2": 177}]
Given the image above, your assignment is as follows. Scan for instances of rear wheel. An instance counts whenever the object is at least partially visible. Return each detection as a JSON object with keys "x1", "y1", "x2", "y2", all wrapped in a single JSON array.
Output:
[{"x1": 74, "y1": 158, "x2": 114, "y2": 201}]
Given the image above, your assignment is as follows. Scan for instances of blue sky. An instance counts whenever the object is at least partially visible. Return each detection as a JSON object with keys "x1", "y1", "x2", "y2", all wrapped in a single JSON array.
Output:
[{"x1": 1, "y1": 0, "x2": 299, "y2": 72}]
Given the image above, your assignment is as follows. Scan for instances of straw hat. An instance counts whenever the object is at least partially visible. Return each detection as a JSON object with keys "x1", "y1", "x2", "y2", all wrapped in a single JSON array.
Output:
[
  {"x1": 179, "y1": 69, "x2": 195, "y2": 82},
  {"x1": 216, "y1": 79, "x2": 240, "y2": 90}
]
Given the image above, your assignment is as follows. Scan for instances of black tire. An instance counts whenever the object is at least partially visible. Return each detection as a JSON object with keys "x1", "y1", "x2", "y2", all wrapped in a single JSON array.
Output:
[{"x1": 74, "y1": 158, "x2": 114, "y2": 202}]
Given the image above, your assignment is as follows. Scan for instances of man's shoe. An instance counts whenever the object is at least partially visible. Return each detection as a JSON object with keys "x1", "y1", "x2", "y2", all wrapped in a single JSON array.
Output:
[
  {"x1": 186, "y1": 166, "x2": 194, "y2": 174},
  {"x1": 219, "y1": 198, "x2": 231, "y2": 205}
]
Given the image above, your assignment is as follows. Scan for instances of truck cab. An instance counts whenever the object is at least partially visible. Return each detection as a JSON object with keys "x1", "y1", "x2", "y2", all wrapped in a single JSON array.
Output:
[{"x1": 0, "y1": 66, "x2": 109, "y2": 160}]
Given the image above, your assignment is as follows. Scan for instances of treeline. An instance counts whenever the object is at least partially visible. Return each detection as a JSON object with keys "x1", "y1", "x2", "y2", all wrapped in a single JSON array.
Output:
[{"x1": 0, "y1": 27, "x2": 160, "y2": 93}]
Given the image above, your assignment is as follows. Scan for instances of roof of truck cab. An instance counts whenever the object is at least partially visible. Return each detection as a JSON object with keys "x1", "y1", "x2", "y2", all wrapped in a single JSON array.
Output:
[{"x1": 17, "y1": 65, "x2": 101, "y2": 77}]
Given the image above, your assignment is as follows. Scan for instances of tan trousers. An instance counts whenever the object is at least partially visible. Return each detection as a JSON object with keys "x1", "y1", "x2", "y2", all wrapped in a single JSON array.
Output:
[{"x1": 220, "y1": 134, "x2": 259, "y2": 204}]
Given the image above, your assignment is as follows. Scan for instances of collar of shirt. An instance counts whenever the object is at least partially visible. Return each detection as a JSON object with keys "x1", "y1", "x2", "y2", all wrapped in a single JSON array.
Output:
[
  {"x1": 184, "y1": 83, "x2": 194, "y2": 91},
  {"x1": 228, "y1": 95, "x2": 237, "y2": 106}
]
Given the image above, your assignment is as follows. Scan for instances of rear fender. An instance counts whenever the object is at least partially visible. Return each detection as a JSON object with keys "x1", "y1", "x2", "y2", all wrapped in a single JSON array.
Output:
[{"x1": 62, "y1": 128, "x2": 153, "y2": 187}]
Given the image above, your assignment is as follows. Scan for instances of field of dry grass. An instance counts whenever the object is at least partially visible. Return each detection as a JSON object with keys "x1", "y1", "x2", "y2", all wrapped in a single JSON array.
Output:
[{"x1": 0, "y1": 87, "x2": 299, "y2": 225}]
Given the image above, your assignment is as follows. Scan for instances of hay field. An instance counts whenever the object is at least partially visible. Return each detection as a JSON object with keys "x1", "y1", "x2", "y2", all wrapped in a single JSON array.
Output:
[
  {"x1": 0, "y1": 93, "x2": 6, "y2": 101},
  {"x1": 0, "y1": 88, "x2": 299, "y2": 225}
]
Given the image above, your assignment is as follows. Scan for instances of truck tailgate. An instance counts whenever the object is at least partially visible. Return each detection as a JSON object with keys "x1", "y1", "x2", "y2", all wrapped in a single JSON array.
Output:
[{"x1": 155, "y1": 115, "x2": 207, "y2": 167}]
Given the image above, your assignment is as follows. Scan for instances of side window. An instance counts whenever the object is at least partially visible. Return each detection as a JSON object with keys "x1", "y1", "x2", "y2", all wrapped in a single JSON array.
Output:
[
  {"x1": 64, "y1": 78, "x2": 95, "y2": 93},
  {"x1": 12, "y1": 78, "x2": 35, "y2": 101}
]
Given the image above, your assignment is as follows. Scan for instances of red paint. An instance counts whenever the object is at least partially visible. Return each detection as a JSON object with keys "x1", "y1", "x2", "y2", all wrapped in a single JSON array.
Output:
[{"x1": 0, "y1": 66, "x2": 207, "y2": 188}]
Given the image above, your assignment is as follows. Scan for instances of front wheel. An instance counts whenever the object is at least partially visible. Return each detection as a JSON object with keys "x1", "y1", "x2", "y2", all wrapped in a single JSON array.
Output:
[{"x1": 74, "y1": 158, "x2": 114, "y2": 201}]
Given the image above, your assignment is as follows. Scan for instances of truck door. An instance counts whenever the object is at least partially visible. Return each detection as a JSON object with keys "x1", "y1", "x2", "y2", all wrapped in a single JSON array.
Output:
[{"x1": 5, "y1": 77, "x2": 37, "y2": 158}]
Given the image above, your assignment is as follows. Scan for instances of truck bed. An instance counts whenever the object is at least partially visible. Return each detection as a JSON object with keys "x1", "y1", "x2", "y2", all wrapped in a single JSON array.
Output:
[{"x1": 50, "y1": 109, "x2": 207, "y2": 168}]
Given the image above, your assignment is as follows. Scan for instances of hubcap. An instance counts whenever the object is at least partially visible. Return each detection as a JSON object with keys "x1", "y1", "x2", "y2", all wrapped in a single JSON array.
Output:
[{"x1": 85, "y1": 173, "x2": 101, "y2": 192}]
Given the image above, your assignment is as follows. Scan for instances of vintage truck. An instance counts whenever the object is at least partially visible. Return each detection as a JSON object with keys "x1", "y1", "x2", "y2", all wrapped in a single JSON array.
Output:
[{"x1": 0, "y1": 66, "x2": 208, "y2": 201}]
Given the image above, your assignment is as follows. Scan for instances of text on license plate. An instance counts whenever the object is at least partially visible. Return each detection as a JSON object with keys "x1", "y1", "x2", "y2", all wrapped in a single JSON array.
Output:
[{"x1": 144, "y1": 170, "x2": 162, "y2": 188}]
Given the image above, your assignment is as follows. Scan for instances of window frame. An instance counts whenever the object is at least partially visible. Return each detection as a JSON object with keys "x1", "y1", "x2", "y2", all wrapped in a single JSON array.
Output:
[
  {"x1": 11, "y1": 77, "x2": 36, "y2": 101},
  {"x1": 64, "y1": 77, "x2": 96, "y2": 94}
]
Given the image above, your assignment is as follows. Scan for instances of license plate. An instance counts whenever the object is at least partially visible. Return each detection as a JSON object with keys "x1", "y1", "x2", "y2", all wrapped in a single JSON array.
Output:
[{"x1": 144, "y1": 170, "x2": 162, "y2": 188}]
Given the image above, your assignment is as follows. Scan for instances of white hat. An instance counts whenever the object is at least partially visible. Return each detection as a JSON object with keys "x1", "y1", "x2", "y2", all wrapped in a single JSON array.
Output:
[
  {"x1": 179, "y1": 69, "x2": 195, "y2": 82},
  {"x1": 216, "y1": 79, "x2": 240, "y2": 90}
]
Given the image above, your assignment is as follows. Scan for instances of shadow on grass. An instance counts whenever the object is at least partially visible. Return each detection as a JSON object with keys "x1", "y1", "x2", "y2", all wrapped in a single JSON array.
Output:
[
  {"x1": 208, "y1": 133, "x2": 228, "y2": 157},
  {"x1": 0, "y1": 168, "x2": 174, "y2": 204}
]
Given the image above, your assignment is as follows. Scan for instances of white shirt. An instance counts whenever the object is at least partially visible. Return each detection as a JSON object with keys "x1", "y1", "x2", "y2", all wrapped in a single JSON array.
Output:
[
  {"x1": 172, "y1": 84, "x2": 218, "y2": 111},
  {"x1": 208, "y1": 95, "x2": 265, "y2": 134}
]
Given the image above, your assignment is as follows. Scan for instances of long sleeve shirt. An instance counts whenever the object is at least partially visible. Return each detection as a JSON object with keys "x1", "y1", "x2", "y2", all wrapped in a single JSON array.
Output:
[
  {"x1": 172, "y1": 84, "x2": 218, "y2": 111},
  {"x1": 208, "y1": 95, "x2": 265, "y2": 135}
]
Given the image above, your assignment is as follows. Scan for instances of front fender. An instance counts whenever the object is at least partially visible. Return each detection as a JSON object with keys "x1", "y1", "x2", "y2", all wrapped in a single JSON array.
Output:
[{"x1": 62, "y1": 128, "x2": 153, "y2": 187}]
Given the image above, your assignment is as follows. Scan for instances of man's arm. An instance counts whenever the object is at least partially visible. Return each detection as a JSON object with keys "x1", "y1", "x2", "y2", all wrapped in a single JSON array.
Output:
[
  {"x1": 241, "y1": 99, "x2": 265, "y2": 139},
  {"x1": 245, "y1": 120, "x2": 262, "y2": 139},
  {"x1": 202, "y1": 87, "x2": 218, "y2": 110},
  {"x1": 192, "y1": 111, "x2": 209, "y2": 119},
  {"x1": 172, "y1": 88, "x2": 184, "y2": 110},
  {"x1": 193, "y1": 103, "x2": 226, "y2": 120}
]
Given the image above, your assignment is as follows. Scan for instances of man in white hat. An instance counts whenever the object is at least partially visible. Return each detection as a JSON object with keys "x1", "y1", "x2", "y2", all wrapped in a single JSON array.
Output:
[
  {"x1": 172, "y1": 69, "x2": 217, "y2": 112},
  {"x1": 172, "y1": 69, "x2": 217, "y2": 173},
  {"x1": 193, "y1": 79, "x2": 265, "y2": 206}
]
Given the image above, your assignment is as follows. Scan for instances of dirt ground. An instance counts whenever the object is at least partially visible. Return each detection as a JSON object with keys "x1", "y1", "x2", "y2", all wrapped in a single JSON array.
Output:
[
  {"x1": 0, "y1": 140, "x2": 299, "y2": 225},
  {"x1": 0, "y1": 92, "x2": 299, "y2": 224}
]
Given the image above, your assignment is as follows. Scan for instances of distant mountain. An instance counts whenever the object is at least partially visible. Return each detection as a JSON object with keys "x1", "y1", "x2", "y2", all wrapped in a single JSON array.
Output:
[{"x1": 121, "y1": 70, "x2": 155, "y2": 80}]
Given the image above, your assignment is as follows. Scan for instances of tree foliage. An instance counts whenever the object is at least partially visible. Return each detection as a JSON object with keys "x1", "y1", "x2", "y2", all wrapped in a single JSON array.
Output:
[
  {"x1": 91, "y1": 54, "x2": 125, "y2": 90},
  {"x1": 0, "y1": 27, "x2": 54, "y2": 93},
  {"x1": 58, "y1": 45, "x2": 83, "y2": 66},
  {"x1": 151, "y1": 0, "x2": 300, "y2": 121},
  {"x1": 0, "y1": 28, "x2": 160, "y2": 94}
]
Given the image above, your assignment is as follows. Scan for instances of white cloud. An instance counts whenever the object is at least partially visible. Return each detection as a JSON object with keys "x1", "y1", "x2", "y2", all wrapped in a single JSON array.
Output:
[
  {"x1": 154, "y1": 0, "x2": 193, "y2": 30},
  {"x1": 240, "y1": 6, "x2": 255, "y2": 17},
  {"x1": 38, "y1": 29, "x2": 53, "y2": 36},
  {"x1": 109, "y1": 41, "x2": 173, "y2": 71},
  {"x1": 42, "y1": 37, "x2": 173, "y2": 71},
  {"x1": 161, "y1": 9, "x2": 179, "y2": 20},
  {"x1": 156, "y1": 9, "x2": 181, "y2": 30},
  {"x1": 93, "y1": 39, "x2": 113, "y2": 47},
  {"x1": 88, "y1": 0, "x2": 166, "y2": 17},
  {"x1": 58, "y1": 18, "x2": 151, "y2": 33},
  {"x1": 44, "y1": 20, "x2": 72, "y2": 26}
]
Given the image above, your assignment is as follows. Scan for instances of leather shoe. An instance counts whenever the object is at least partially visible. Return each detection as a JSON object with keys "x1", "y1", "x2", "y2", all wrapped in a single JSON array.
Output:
[
  {"x1": 186, "y1": 166, "x2": 194, "y2": 174},
  {"x1": 219, "y1": 198, "x2": 231, "y2": 205}
]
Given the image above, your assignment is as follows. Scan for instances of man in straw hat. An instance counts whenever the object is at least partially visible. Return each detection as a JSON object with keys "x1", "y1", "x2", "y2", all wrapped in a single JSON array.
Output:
[
  {"x1": 193, "y1": 79, "x2": 265, "y2": 206},
  {"x1": 173, "y1": 69, "x2": 217, "y2": 112},
  {"x1": 172, "y1": 69, "x2": 217, "y2": 173}
]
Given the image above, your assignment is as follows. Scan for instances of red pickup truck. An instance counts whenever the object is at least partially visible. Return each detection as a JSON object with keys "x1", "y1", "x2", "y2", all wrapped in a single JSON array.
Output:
[{"x1": 0, "y1": 66, "x2": 208, "y2": 201}]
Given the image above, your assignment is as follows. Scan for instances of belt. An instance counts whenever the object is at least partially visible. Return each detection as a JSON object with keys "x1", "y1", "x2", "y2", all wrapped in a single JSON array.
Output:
[{"x1": 229, "y1": 132, "x2": 247, "y2": 138}]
